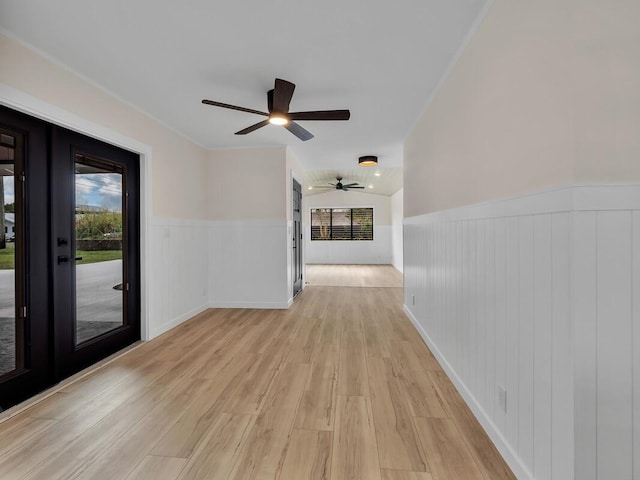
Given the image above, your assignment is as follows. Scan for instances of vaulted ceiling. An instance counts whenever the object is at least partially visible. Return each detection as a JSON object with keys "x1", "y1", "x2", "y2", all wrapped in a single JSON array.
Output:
[{"x1": 0, "y1": 0, "x2": 488, "y2": 193}]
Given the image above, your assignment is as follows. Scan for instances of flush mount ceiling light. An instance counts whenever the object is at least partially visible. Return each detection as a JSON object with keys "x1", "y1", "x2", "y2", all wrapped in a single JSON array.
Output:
[{"x1": 358, "y1": 155, "x2": 378, "y2": 167}]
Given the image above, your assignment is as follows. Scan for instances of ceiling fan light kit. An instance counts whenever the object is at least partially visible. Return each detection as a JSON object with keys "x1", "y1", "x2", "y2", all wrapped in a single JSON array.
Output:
[
  {"x1": 358, "y1": 155, "x2": 378, "y2": 167},
  {"x1": 268, "y1": 115, "x2": 289, "y2": 126},
  {"x1": 202, "y1": 78, "x2": 350, "y2": 141}
]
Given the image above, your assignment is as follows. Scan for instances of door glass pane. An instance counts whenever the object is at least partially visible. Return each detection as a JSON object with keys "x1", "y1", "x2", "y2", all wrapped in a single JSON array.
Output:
[
  {"x1": 75, "y1": 155, "x2": 125, "y2": 345},
  {"x1": 0, "y1": 132, "x2": 22, "y2": 376}
]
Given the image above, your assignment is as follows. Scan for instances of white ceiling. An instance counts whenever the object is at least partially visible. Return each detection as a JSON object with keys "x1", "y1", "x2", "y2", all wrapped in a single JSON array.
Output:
[
  {"x1": 305, "y1": 168, "x2": 402, "y2": 197},
  {"x1": 0, "y1": 0, "x2": 487, "y2": 191}
]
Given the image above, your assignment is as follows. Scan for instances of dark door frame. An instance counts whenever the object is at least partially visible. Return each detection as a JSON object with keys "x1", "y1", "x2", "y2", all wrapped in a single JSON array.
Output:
[
  {"x1": 0, "y1": 107, "x2": 51, "y2": 408},
  {"x1": 292, "y1": 176, "x2": 303, "y2": 298},
  {"x1": 0, "y1": 91, "x2": 151, "y2": 344},
  {"x1": 50, "y1": 125, "x2": 141, "y2": 380},
  {"x1": 0, "y1": 105, "x2": 142, "y2": 410}
]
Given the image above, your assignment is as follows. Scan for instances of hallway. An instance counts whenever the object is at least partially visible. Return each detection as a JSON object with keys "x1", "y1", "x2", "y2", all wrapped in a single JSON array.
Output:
[{"x1": 0, "y1": 267, "x2": 514, "y2": 479}]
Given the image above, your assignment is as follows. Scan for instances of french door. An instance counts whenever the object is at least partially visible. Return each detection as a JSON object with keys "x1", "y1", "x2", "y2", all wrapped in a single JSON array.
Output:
[
  {"x1": 50, "y1": 126, "x2": 140, "y2": 379},
  {"x1": 0, "y1": 106, "x2": 140, "y2": 410}
]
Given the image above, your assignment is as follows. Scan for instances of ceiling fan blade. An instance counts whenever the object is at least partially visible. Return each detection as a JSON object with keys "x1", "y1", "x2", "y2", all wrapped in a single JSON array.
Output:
[
  {"x1": 235, "y1": 119, "x2": 270, "y2": 135},
  {"x1": 343, "y1": 183, "x2": 359, "y2": 187},
  {"x1": 267, "y1": 90, "x2": 274, "y2": 113},
  {"x1": 288, "y1": 110, "x2": 351, "y2": 121},
  {"x1": 349, "y1": 186, "x2": 366, "y2": 189},
  {"x1": 202, "y1": 99, "x2": 269, "y2": 117},
  {"x1": 284, "y1": 121, "x2": 314, "y2": 141},
  {"x1": 312, "y1": 186, "x2": 334, "y2": 189},
  {"x1": 273, "y1": 78, "x2": 295, "y2": 114}
]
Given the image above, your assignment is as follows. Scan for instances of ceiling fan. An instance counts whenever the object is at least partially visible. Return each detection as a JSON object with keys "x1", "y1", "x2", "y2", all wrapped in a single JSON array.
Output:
[
  {"x1": 314, "y1": 177, "x2": 365, "y2": 191},
  {"x1": 202, "y1": 78, "x2": 350, "y2": 141}
]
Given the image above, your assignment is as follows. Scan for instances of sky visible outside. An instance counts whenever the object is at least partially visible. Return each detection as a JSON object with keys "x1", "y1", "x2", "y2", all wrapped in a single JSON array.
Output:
[
  {"x1": 2, "y1": 172, "x2": 122, "y2": 211},
  {"x1": 76, "y1": 173, "x2": 122, "y2": 212},
  {"x1": 2, "y1": 176, "x2": 13, "y2": 205}
]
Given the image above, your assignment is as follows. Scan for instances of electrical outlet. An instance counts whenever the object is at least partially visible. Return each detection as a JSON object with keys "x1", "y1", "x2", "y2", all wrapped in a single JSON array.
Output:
[{"x1": 498, "y1": 386, "x2": 507, "y2": 413}]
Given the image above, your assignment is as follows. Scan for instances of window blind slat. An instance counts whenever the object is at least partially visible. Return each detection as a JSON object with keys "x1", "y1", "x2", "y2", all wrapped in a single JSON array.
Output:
[{"x1": 311, "y1": 207, "x2": 373, "y2": 241}]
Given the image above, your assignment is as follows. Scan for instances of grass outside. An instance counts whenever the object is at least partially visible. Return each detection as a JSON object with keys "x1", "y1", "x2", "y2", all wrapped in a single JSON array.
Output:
[
  {"x1": 0, "y1": 243, "x2": 122, "y2": 270},
  {"x1": 0, "y1": 243, "x2": 15, "y2": 269},
  {"x1": 75, "y1": 250, "x2": 122, "y2": 265}
]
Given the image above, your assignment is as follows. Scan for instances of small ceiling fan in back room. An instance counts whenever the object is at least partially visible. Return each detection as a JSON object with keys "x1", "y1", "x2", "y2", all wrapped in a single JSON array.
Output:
[
  {"x1": 202, "y1": 78, "x2": 350, "y2": 141},
  {"x1": 313, "y1": 177, "x2": 365, "y2": 192}
]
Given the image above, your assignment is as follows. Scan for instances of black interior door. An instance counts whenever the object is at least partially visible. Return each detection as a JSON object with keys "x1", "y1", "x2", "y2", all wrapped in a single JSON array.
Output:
[
  {"x1": 292, "y1": 179, "x2": 303, "y2": 297},
  {"x1": 50, "y1": 126, "x2": 140, "y2": 379},
  {"x1": 0, "y1": 106, "x2": 140, "y2": 411}
]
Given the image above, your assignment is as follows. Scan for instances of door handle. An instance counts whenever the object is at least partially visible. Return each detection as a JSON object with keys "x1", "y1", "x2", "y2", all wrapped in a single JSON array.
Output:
[{"x1": 57, "y1": 255, "x2": 83, "y2": 264}]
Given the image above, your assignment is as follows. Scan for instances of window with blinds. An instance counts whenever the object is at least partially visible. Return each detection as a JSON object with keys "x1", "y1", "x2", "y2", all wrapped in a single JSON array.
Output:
[{"x1": 310, "y1": 208, "x2": 373, "y2": 241}]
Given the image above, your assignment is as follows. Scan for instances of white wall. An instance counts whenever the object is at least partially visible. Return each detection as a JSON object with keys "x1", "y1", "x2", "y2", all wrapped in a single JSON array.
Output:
[
  {"x1": 391, "y1": 188, "x2": 403, "y2": 272},
  {"x1": 402, "y1": 0, "x2": 640, "y2": 478},
  {"x1": 404, "y1": 0, "x2": 640, "y2": 217},
  {"x1": 208, "y1": 147, "x2": 286, "y2": 221},
  {"x1": 208, "y1": 220, "x2": 289, "y2": 308},
  {"x1": 303, "y1": 189, "x2": 392, "y2": 265},
  {"x1": 148, "y1": 219, "x2": 209, "y2": 337},
  {"x1": 404, "y1": 185, "x2": 640, "y2": 480},
  {"x1": 208, "y1": 147, "x2": 290, "y2": 308}
]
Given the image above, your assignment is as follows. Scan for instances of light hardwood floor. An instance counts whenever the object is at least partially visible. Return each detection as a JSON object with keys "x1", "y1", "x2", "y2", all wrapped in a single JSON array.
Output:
[
  {"x1": 0, "y1": 267, "x2": 514, "y2": 480},
  {"x1": 306, "y1": 264, "x2": 403, "y2": 288}
]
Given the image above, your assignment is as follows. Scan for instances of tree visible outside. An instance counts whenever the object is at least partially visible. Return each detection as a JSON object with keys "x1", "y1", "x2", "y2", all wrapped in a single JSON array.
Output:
[
  {"x1": 76, "y1": 211, "x2": 122, "y2": 239},
  {"x1": 313, "y1": 208, "x2": 332, "y2": 240},
  {"x1": 311, "y1": 207, "x2": 373, "y2": 241},
  {"x1": 0, "y1": 210, "x2": 123, "y2": 270},
  {"x1": 352, "y1": 208, "x2": 373, "y2": 240}
]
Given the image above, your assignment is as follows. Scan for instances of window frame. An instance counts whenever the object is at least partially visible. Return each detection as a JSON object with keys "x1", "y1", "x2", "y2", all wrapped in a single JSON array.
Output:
[{"x1": 310, "y1": 207, "x2": 374, "y2": 241}]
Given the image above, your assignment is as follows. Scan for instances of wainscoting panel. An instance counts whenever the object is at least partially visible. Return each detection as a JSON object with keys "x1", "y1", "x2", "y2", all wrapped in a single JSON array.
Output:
[
  {"x1": 147, "y1": 218, "x2": 210, "y2": 339},
  {"x1": 595, "y1": 211, "x2": 634, "y2": 479},
  {"x1": 305, "y1": 225, "x2": 392, "y2": 264},
  {"x1": 403, "y1": 185, "x2": 640, "y2": 480},
  {"x1": 634, "y1": 211, "x2": 640, "y2": 480},
  {"x1": 146, "y1": 218, "x2": 291, "y2": 339},
  {"x1": 208, "y1": 220, "x2": 289, "y2": 308},
  {"x1": 550, "y1": 213, "x2": 572, "y2": 480}
]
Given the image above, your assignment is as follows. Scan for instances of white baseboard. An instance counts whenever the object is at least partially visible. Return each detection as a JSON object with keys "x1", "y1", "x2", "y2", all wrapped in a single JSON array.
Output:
[
  {"x1": 403, "y1": 304, "x2": 532, "y2": 480},
  {"x1": 208, "y1": 301, "x2": 290, "y2": 309},
  {"x1": 148, "y1": 303, "x2": 209, "y2": 339}
]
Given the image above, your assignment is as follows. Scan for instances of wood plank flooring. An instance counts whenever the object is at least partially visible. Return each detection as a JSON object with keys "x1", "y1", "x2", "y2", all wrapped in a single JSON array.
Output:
[
  {"x1": 306, "y1": 264, "x2": 403, "y2": 287},
  {"x1": 0, "y1": 267, "x2": 514, "y2": 479}
]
